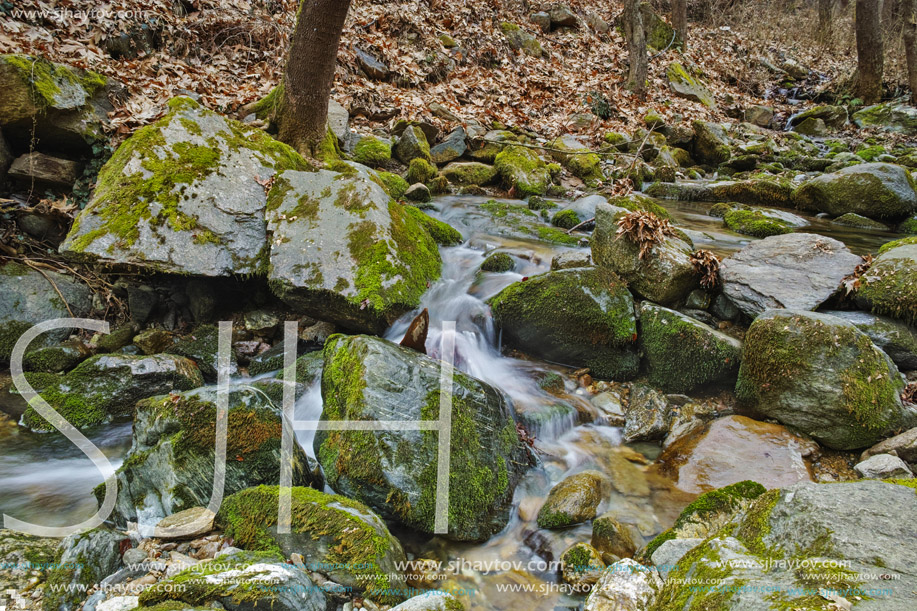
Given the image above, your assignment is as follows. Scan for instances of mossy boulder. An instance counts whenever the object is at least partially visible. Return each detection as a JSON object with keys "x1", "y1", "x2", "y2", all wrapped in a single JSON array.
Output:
[
  {"x1": 97, "y1": 385, "x2": 321, "y2": 527},
  {"x1": 216, "y1": 485, "x2": 407, "y2": 603},
  {"x1": 42, "y1": 526, "x2": 123, "y2": 611},
  {"x1": 441, "y1": 161, "x2": 498, "y2": 186},
  {"x1": 608, "y1": 193, "x2": 672, "y2": 219},
  {"x1": 653, "y1": 481, "x2": 917, "y2": 610},
  {"x1": 137, "y1": 550, "x2": 328, "y2": 611},
  {"x1": 789, "y1": 105, "x2": 848, "y2": 130},
  {"x1": 164, "y1": 324, "x2": 237, "y2": 382},
  {"x1": 468, "y1": 129, "x2": 518, "y2": 163},
  {"x1": 430, "y1": 126, "x2": 467, "y2": 165},
  {"x1": 21, "y1": 341, "x2": 88, "y2": 373},
  {"x1": 476, "y1": 199, "x2": 581, "y2": 245},
  {"x1": 402, "y1": 205, "x2": 463, "y2": 246},
  {"x1": 822, "y1": 310, "x2": 917, "y2": 370},
  {"x1": 61, "y1": 97, "x2": 307, "y2": 275},
  {"x1": 537, "y1": 471, "x2": 607, "y2": 529},
  {"x1": 352, "y1": 135, "x2": 391, "y2": 167},
  {"x1": 548, "y1": 134, "x2": 603, "y2": 183},
  {"x1": 723, "y1": 209, "x2": 793, "y2": 237},
  {"x1": 488, "y1": 268, "x2": 640, "y2": 380},
  {"x1": 315, "y1": 334, "x2": 530, "y2": 541},
  {"x1": 560, "y1": 543, "x2": 606, "y2": 586},
  {"x1": 852, "y1": 102, "x2": 917, "y2": 135},
  {"x1": 591, "y1": 203, "x2": 698, "y2": 307},
  {"x1": 666, "y1": 62, "x2": 714, "y2": 108},
  {"x1": 692, "y1": 121, "x2": 731, "y2": 166},
  {"x1": 18, "y1": 353, "x2": 204, "y2": 432},
  {"x1": 394, "y1": 125, "x2": 432, "y2": 163},
  {"x1": 0, "y1": 262, "x2": 92, "y2": 364},
  {"x1": 736, "y1": 309, "x2": 914, "y2": 450},
  {"x1": 500, "y1": 22, "x2": 545, "y2": 57},
  {"x1": 0, "y1": 529, "x2": 59, "y2": 605},
  {"x1": 406, "y1": 157, "x2": 438, "y2": 185},
  {"x1": 481, "y1": 252, "x2": 515, "y2": 272},
  {"x1": 792, "y1": 162, "x2": 917, "y2": 221},
  {"x1": 707, "y1": 177, "x2": 794, "y2": 208},
  {"x1": 832, "y1": 212, "x2": 889, "y2": 230},
  {"x1": 494, "y1": 145, "x2": 552, "y2": 197},
  {"x1": 265, "y1": 163, "x2": 441, "y2": 334},
  {"x1": 638, "y1": 303, "x2": 742, "y2": 393},
  {"x1": 857, "y1": 242, "x2": 917, "y2": 324},
  {"x1": 376, "y1": 170, "x2": 409, "y2": 199},
  {"x1": 0, "y1": 54, "x2": 111, "y2": 154}
]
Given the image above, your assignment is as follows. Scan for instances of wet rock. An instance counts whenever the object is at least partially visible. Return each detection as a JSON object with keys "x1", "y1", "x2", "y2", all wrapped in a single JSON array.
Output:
[
  {"x1": 405, "y1": 182, "x2": 432, "y2": 202},
  {"x1": 217, "y1": 485, "x2": 408, "y2": 603},
  {"x1": 655, "y1": 415, "x2": 816, "y2": 494},
  {"x1": 265, "y1": 164, "x2": 441, "y2": 334},
  {"x1": 638, "y1": 303, "x2": 742, "y2": 393},
  {"x1": 22, "y1": 340, "x2": 89, "y2": 373},
  {"x1": 666, "y1": 63, "x2": 715, "y2": 108},
  {"x1": 592, "y1": 203, "x2": 698, "y2": 307},
  {"x1": 43, "y1": 527, "x2": 124, "y2": 611},
  {"x1": 861, "y1": 426, "x2": 917, "y2": 463},
  {"x1": 441, "y1": 161, "x2": 497, "y2": 186},
  {"x1": 592, "y1": 513, "x2": 638, "y2": 559},
  {"x1": 560, "y1": 543, "x2": 605, "y2": 587},
  {"x1": 488, "y1": 268, "x2": 639, "y2": 380},
  {"x1": 852, "y1": 102, "x2": 917, "y2": 134},
  {"x1": 855, "y1": 453, "x2": 913, "y2": 479},
  {"x1": 707, "y1": 177, "x2": 795, "y2": 208},
  {"x1": 8, "y1": 152, "x2": 82, "y2": 189},
  {"x1": 138, "y1": 550, "x2": 328, "y2": 611},
  {"x1": 793, "y1": 162, "x2": 917, "y2": 220},
  {"x1": 18, "y1": 353, "x2": 204, "y2": 432},
  {"x1": 654, "y1": 480, "x2": 917, "y2": 610},
  {"x1": 692, "y1": 121, "x2": 731, "y2": 165},
  {"x1": 0, "y1": 529, "x2": 59, "y2": 605},
  {"x1": 537, "y1": 471, "x2": 607, "y2": 529},
  {"x1": 165, "y1": 324, "x2": 236, "y2": 381},
  {"x1": 480, "y1": 252, "x2": 515, "y2": 273},
  {"x1": 494, "y1": 144, "x2": 551, "y2": 197},
  {"x1": 650, "y1": 538, "x2": 701, "y2": 575},
  {"x1": 316, "y1": 334, "x2": 530, "y2": 541},
  {"x1": 736, "y1": 310, "x2": 915, "y2": 450},
  {"x1": 623, "y1": 384, "x2": 671, "y2": 442},
  {"x1": 719, "y1": 233, "x2": 861, "y2": 318},
  {"x1": 584, "y1": 558, "x2": 662, "y2": 611},
  {"x1": 100, "y1": 385, "x2": 321, "y2": 527},
  {"x1": 133, "y1": 328, "x2": 174, "y2": 355},
  {"x1": 821, "y1": 310, "x2": 917, "y2": 370},
  {"x1": 832, "y1": 212, "x2": 889, "y2": 229},
  {"x1": 61, "y1": 97, "x2": 305, "y2": 275},
  {"x1": 857, "y1": 241, "x2": 917, "y2": 324}
]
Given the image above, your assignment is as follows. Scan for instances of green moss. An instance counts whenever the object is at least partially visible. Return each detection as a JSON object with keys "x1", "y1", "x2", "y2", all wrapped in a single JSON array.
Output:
[
  {"x1": 481, "y1": 252, "x2": 515, "y2": 272},
  {"x1": 494, "y1": 145, "x2": 551, "y2": 197},
  {"x1": 249, "y1": 84, "x2": 283, "y2": 122},
  {"x1": 856, "y1": 144, "x2": 887, "y2": 161},
  {"x1": 479, "y1": 200, "x2": 581, "y2": 245},
  {"x1": 723, "y1": 209, "x2": 793, "y2": 237},
  {"x1": 352, "y1": 136, "x2": 391, "y2": 166},
  {"x1": 677, "y1": 482, "x2": 767, "y2": 533},
  {"x1": 878, "y1": 236, "x2": 917, "y2": 254},
  {"x1": 550, "y1": 138, "x2": 603, "y2": 183},
  {"x1": 642, "y1": 529, "x2": 676, "y2": 562},
  {"x1": 898, "y1": 216, "x2": 917, "y2": 234},
  {"x1": 708, "y1": 202, "x2": 735, "y2": 218},
  {"x1": 406, "y1": 157, "x2": 438, "y2": 184},
  {"x1": 0, "y1": 320, "x2": 39, "y2": 363},
  {"x1": 401, "y1": 205, "x2": 463, "y2": 245},
  {"x1": 884, "y1": 477, "x2": 917, "y2": 492},
  {"x1": 3, "y1": 54, "x2": 106, "y2": 109},
  {"x1": 858, "y1": 247, "x2": 917, "y2": 323},
  {"x1": 527, "y1": 196, "x2": 557, "y2": 211},
  {"x1": 22, "y1": 345, "x2": 83, "y2": 373},
  {"x1": 375, "y1": 171, "x2": 409, "y2": 199},
  {"x1": 610, "y1": 193, "x2": 672, "y2": 220},
  {"x1": 551, "y1": 209, "x2": 580, "y2": 229}
]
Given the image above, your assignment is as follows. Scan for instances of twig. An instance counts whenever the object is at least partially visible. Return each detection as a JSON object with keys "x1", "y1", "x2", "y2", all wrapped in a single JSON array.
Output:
[
  {"x1": 566, "y1": 216, "x2": 595, "y2": 233},
  {"x1": 23, "y1": 259, "x2": 75, "y2": 317}
]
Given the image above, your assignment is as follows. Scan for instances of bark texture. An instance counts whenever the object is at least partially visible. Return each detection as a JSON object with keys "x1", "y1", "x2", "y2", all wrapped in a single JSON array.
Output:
[{"x1": 855, "y1": 0, "x2": 885, "y2": 104}]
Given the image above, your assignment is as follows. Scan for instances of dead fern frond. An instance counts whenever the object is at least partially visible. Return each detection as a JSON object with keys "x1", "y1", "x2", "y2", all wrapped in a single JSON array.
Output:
[
  {"x1": 615, "y1": 211, "x2": 677, "y2": 260},
  {"x1": 691, "y1": 249, "x2": 721, "y2": 289}
]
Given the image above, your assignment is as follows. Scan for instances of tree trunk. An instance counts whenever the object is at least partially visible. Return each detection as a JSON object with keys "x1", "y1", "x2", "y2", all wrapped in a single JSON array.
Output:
[
  {"x1": 625, "y1": 0, "x2": 647, "y2": 99},
  {"x1": 855, "y1": 0, "x2": 885, "y2": 104},
  {"x1": 817, "y1": 0, "x2": 835, "y2": 42},
  {"x1": 672, "y1": 0, "x2": 688, "y2": 49},
  {"x1": 277, "y1": 0, "x2": 352, "y2": 157},
  {"x1": 905, "y1": 0, "x2": 917, "y2": 103}
]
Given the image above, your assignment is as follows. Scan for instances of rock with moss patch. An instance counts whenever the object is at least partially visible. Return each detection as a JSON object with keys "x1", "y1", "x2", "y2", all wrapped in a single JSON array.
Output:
[
  {"x1": 584, "y1": 558, "x2": 662, "y2": 611},
  {"x1": 500, "y1": 22, "x2": 545, "y2": 57},
  {"x1": 165, "y1": 324, "x2": 237, "y2": 382},
  {"x1": 375, "y1": 170, "x2": 409, "y2": 199},
  {"x1": 441, "y1": 161, "x2": 497, "y2": 186},
  {"x1": 0, "y1": 261, "x2": 92, "y2": 364},
  {"x1": 723, "y1": 209, "x2": 792, "y2": 237},
  {"x1": 406, "y1": 158, "x2": 438, "y2": 185},
  {"x1": 476, "y1": 199, "x2": 582, "y2": 245},
  {"x1": 21, "y1": 340, "x2": 89, "y2": 373},
  {"x1": 666, "y1": 62, "x2": 714, "y2": 108},
  {"x1": 394, "y1": 125, "x2": 432, "y2": 164},
  {"x1": 391, "y1": 594, "x2": 465, "y2": 611},
  {"x1": 719, "y1": 233, "x2": 861, "y2": 318},
  {"x1": 481, "y1": 252, "x2": 515, "y2": 272},
  {"x1": 821, "y1": 310, "x2": 917, "y2": 370},
  {"x1": 430, "y1": 127, "x2": 467, "y2": 165},
  {"x1": 265, "y1": 164, "x2": 441, "y2": 334},
  {"x1": 537, "y1": 471, "x2": 607, "y2": 529},
  {"x1": 488, "y1": 268, "x2": 639, "y2": 379},
  {"x1": 494, "y1": 145, "x2": 551, "y2": 197},
  {"x1": 857, "y1": 242, "x2": 917, "y2": 325},
  {"x1": 638, "y1": 303, "x2": 742, "y2": 393},
  {"x1": 736, "y1": 309, "x2": 915, "y2": 450},
  {"x1": 561, "y1": 542, "x2": 606, "y2": 586},
  {"x1": 468, "y1": 130, "x2": 519, "y2": 163},
  {"x1": 692, "y1": 121, "x2": 731, "y2": 166},
  {"x1": 591, "y1": 203, "x2": 697, "y2": 307},
  {"x1": 706, "y1": 177, "x2": 794, "y2": 208},
  {"x1": 61, "y1": 97, "x2": 306, "y2": 275},
  {"x1": 792, "y1": 162, "x2": 917, "y2": 221},
  {"x1": 98, "y1": 385, "x2": 321, "y2": 527},
  {"x1": 0, "y1": 529, "x2": 60, "y2": 605},
  {"x1": 18, "y1": 353, "x2": 204, "y2": 432},
  {"x1": 0, "y1": 54, "x2": 112, "y2": 154},
  {"x1": 216, "y1": 485, "x2": 407, "y2": 603},
  {"x1": 592, "y1": 513, "x2": 638, "y2": 560},
  {"x1": 789, "y1": 105, "x2": 848, "y2": 131},
  {"x1": 352, "y1": 135, "x2": 391, "y2": 167},
  {"x1": 316, "y1": 334, "x2": 530, "y2": 541},
  {"x1": 832, "y1": 212, "x2": 889, "y2": 230},
  {"x1": 138, "y1": 550, "x2": 327, "y2": 611},
  {"x1": 852, "y1": 102, "x2": 917, "y2": 135},
  {"x1": 549, "y1": 135, "x2": 602, "y2": 183},
  {"x1": 42, "y1": 527, "x2": 124, "y2": 611},
  {"x1": 654, "y1": 480, "x2": 917, "y2": 610}
]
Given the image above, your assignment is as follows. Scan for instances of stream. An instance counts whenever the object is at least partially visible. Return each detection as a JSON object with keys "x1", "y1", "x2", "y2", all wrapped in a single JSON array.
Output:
[{"x1": 0, "y1": 193, "x2": 904, "y2": 610}]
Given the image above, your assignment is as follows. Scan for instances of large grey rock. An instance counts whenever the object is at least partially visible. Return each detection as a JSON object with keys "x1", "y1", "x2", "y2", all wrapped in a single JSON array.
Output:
[
  {"x1": 0, "y1": 261, "x2": 92, "y2": 362},
  {"x1": 854, "y1": 453, "x2": 913, "y2": 479},
  {"x1": 592, "y1": 203, "x2": 698, "y2": 307},
  {"x1": 667, "y1": 62, "x2": 715, "y2": 108},
  {"x1": 43, "y1": 527, "x2": 124, "y2": 611},
  {"x1": 792, "y1": 162, "x2": 917, "y2": 220},
  {"x1": 18, "y1": 353, "x2": 204, "y2": 432},
  {"x1": 736, "y1": 309, "x2": 916, "y2": 450},
  {"x1": 692, "y1": 121, "x2": 731, "y2": 165},
  {"x1": 265, "y1": 164, "x2": 441, "y2": 334},
  {"x1": 488, "y1": 268, "x2": 639, "y2": 380},
  {"x1": 857, "y1": 242, "x2": 917, "y2": 324},
  {"x1": 394, "y1": 124, "x2": 432, "y2": 163},
  {"x1": 822, "y1": 310, "x2": 917, "y2": 370},
  {"x1": 315, "y1": 334, "x2": 530, "y2": 541},
  {"x1": 654, "y1": 481, "x2": 917, "y2": 610},
  {"x1": 650, "y1": 538, "x2": 702, "y2": 575},
  {"x1": 430, "y1": 126, "x2": 466, "y2": 164},
  {"x1": 584, "y1": 559, "x2": 662, "y2": 611},
  {"x1": 536, "y1": 471, "x2": 607, "y2": 529},
  {"x1": 719, "y1": 233, "x2": 861, "y2": 318},
  {"x1": 853, "y1": 102, "x2": 917, "y2": 135},
  {"x1": 861, "y1": 426, "x2": 917, "y2": 463},
  {"x1": 99, "y1": 385, "x2": 321, "y2": 528},
  {"x1": 61, "y1": 97, "x2": 306, "y2": 275},
  {"x1": 788, "y1": 104, "x2": 848, "y2": 130}
]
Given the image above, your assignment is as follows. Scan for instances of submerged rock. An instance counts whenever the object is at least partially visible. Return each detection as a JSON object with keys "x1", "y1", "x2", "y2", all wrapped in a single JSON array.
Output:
[
  {"x1": 99, "y1": 385, "x2": 321, "y2": 527},
  {"x1": 316, "y1": 334, "x2": 530, "y2": 541},
  {"x1": 736, "y1": 310, "x2": 914, "y2": 450},
  {"x1": 18, "y1": 353, "x2": 204, "y2": 431},
  {"x1": 655, "y1": 415, "x2": 816, "y2": 494},
  {"x1": 265, "y1": 164, "x2": 441, "y2": 334},
  {"x1": 488, "y1": 268, "x2": 639, "y2": 380},
  {"x1": 792, "y1": 162, "x2": 917, "y2": 220},
  {"x1": 719, "y1": 233, "x2": 861, "y2": 319},
  {"x1": 536, "y1": 471, "x2": 607, "y2": 529}
]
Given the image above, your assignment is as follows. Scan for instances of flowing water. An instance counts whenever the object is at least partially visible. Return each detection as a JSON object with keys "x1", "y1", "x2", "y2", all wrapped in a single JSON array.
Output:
[{"x1": 0, "y1": 193, "x2": 903, "y2": 609}]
